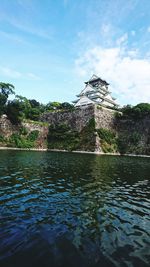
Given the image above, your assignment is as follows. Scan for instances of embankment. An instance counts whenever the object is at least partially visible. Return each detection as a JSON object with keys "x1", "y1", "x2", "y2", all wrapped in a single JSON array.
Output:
[{"x1": 0, "y1": 105, "x2": 150, "y2": 155}]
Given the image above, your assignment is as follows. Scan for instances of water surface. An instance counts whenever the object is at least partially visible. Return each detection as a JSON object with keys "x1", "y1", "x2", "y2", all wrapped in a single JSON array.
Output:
[{"x1": 0, "y1": 151, "x2": 150, "y2": 267}]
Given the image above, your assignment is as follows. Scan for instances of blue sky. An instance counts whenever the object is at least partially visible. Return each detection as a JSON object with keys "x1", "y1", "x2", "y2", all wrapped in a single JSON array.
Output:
[{"x1": 0, "y1": 0, "x2": 150, "y2": 105}]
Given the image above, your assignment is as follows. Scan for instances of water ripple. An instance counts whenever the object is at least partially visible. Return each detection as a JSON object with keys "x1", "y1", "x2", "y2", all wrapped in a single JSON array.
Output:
[{"x1": 0, "y1": 151, "x2": 150, "y2": 267}]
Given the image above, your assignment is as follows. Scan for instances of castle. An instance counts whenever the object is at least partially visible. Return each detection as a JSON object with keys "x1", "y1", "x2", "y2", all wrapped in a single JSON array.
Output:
[{"x1": 73, "y1": 74, "x2": 118, "y2": 109}]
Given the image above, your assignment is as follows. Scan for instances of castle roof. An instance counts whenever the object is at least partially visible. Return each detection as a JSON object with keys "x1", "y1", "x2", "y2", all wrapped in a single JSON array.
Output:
[{"x1": 85, "y1": 74, "x2": 109, "y2": 86}]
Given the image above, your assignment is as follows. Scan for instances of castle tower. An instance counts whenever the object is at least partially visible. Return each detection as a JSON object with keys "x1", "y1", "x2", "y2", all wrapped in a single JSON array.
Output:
[{"x1": 73, "y1": 74, "x2": 118, "y2": 108}]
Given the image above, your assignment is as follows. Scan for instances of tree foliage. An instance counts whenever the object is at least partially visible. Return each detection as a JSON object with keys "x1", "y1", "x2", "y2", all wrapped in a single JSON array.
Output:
[
  {"x1": 121, "y1": 103, "x2": 150, "y2": 119},
  {"x1": 0, "y1": 81, "x2": 74, "y2": 124},
  {"x1": 0, "y1": 94, "x2": 7, "y2": 116},
  {"x1": 45, "y1": 101, "x2": 74, "y2": 112},
  {"x1": 0, "y1": 82, "x2": 15, "y2": 116},
  {"x1": 6, "y1": 100, "x2": 24, "y2": 124},
  {"x1": 47, "y1": 124, "x2": 80, "y2": 151},
  {"x1": 0, "y1": 83, "x2": 15, "y2": 97}
]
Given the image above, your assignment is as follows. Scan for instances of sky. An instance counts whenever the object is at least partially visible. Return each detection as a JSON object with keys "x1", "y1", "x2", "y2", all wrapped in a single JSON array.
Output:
[{"x1": 0, "y1": 0, "x2": 150, "y2": 106}]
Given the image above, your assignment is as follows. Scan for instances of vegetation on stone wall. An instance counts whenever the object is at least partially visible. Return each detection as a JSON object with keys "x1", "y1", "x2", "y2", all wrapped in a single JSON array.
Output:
[
  {"x1": 146, "y1": 133, "x2": 150, "y2": 155},
  {"x1": 47, "y1": 123, "x2": 80, "y2": 151},
  {"x1": 47, "y1": 118, "x2": 96, "y2": 151},
  {"x1": 117, "y1": 132, "x2": 143, "y2": 155},
  {"x1": 47, "y1": 120, "x2": 144, "y2": 154},
  {"x1": 97, "y1": 128, "x2": 117, "y2": 153},
  {"x1": 0, "y1": 128, "x2": 40, "y2": 148},
  {"x1": 78, "y1": 118, "x2": 96, "y2": 151},
  {"x1": 113, "y1": 104, "x2": 150, "y2": 155},
  {"x1": 23, "y1": 119, "x2": 49, "y2": 127},
  {"x1": 0, "y1": 134, "x2": 6, "y2": 143},
  {"x1": 97, "y1": 127, "x2": 145, "y2": 155}
]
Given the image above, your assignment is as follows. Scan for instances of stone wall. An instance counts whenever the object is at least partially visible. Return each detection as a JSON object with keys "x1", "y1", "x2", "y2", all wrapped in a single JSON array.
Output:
[
  {"x1": 117, "y1": 116, "x2": 150, "y2": 135},
  {"x1": 40, "y1": 105, "x2": 95, "y2": 132},
  {"x1": 41, "y1": 105, "x2": 116, "y2": 133},
  {"x1": 22, "y1": 122, "x2": 48, "y2": 149},
  {"x1": 0, "y1": 116, "x2": 48, "y2": 149},
  {"x1": 116, "y1": 116, "x2": 150, "y2": 154},
  {"x1": 41, "y1": 104, "x2": 150, "y2": 154},
  {"x1": 40, "y1": 105, "x2": 116, "y2": 152},
  {"x1": 0, "y1": 115, "x2": 18, "y2": 137},
  {"x1": 1, "y1": 106, "x2": 150, "y2": 154},
  {"x1": 0, "y1": 116, "x2": 48, "y2": 137},
  {"x1": 40, "y1": 105, "x2": 114, "y2": 132},
  {"x1": 94, "y1": 106, "x2": 116, "y2": 130},
  {"x1": 22, "y1": 122, "x2": 48, "y2": 136}
]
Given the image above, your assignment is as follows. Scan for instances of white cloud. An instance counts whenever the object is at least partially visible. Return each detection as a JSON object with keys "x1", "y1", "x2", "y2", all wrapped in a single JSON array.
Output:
[
  {"x1": 0, "y1": 30, "x2": 28, "y2": 44},
  {"x1": 27, "y1": 73, "x2": 41, "y2": 80},
  {"x1": 0, "y1": 66, "x2": 40, "y2": 81},
  {"x1": 0, "y1": 66, "x2": 22, "y2": 79},
  {"x1": 116, "y1": 33, "x2": 128, "y2": 46},
  {"x1": 0, "y1": 6, "x2": 53, "y2": 41},
  {"x1": 9, "y1": 19, "x2": 53, "y2": 40},
  {"x1": 75, "y1": 45, "x2": 150, "y2": 105},
  {"x1": 101, "y1": 24, "x2": 112, "y2": 35}
]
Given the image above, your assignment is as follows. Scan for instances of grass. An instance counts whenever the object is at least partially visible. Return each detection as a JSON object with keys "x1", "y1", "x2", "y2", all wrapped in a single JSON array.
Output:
[{"x1": 23, "y1": 119, "x2": 49, "y2": 127}]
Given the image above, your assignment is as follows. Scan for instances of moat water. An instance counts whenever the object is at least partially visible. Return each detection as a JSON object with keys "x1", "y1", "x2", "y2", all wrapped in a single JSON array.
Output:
[{"x1": 0, "y1": 151, "x2": 150, "y2": 267}]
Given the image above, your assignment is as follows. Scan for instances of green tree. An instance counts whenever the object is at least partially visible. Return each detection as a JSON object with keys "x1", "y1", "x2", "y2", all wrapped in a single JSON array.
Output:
[
  {"x1": 29, "y1": 99, "x2": 40, "y2": 108},
  {"x1": 6, "y1": 99, "x2": 24, "y2": 124},
  {"x1": 0, "y1": 94, "x2": 7, "y2": 116},
  {"x1": 0, "y1": 83, "x2": 15, "y2": 97},
  {"x1": 0, "y1": 82, "x2": 15, "y2": 116},
  {"x1": 60, "y1": 102, "x2": 74, "y2": 110},
  {"x1": 121, "y1": 103, "x2": 150, "y2": 119},
  {"x1": 121, "y1": 105, "x2": 133, "y2": 117},
  {"x1": 26, "y1": 108, "x2": 40, "y2": 120},
  {"x1": 14, "y1": 95, "x2": 34, "y2": 120},
  {"x1": 45, "y1": 102, "x2": 61, "y2": 111},
  {"x1": 27, "y1": 99, "x2": 41, "y2": 120},
  {"x1": 134, "y1": 103, "x2": 150, "y2": 116}
]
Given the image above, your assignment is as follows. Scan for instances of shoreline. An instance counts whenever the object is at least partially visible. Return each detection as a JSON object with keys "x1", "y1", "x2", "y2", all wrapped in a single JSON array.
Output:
[{"x1": 0, "y1": 146, "x2": 150, "y2": 158}]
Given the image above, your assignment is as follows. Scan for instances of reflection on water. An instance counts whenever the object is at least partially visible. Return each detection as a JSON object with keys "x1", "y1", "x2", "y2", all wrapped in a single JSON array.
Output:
[{"x1": 0, "y1": 151, "x2": 150, "y2": 267}]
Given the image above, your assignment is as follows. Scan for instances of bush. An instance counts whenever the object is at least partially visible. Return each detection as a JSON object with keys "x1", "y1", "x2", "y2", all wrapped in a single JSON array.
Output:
[
  {"x1": 27, "y1": 130, "x2": 39, "y2": 142},
  {"x1": 19, "y1": 127, "x2": 28, "y2": 135},
  {"x1": 97, "y1": 128, "x2": 141, "y2": 154},
  {"x1": 117, "y1": 132, "x2": 141, "y2": 154},
  {"x1": 129, "y1": 132, "x2": 141, "y2": 145},
  {"x1": 88, "y1": 118, "x2": 96, "y2": 130},
  {"x1": 117, "y1": 134, "x2": 129, "y2": 154},
  {"x1": 7, "y1": 130, "x2": 39, "y2": 148},
  {"x1": 8, "y1": 134, "x2": 23, "y2": 147},
  {"x1": 0, "y1": 134, "x2": 6, "y2": 143},
  {"x1": 43, "y1": 119, "x2": 96, "y2": 151},
  {"x1": 97, "y1": 128, "x2": 116, "y2": 145},
  {"x1": 96, "y1": 128, "x2": 117, "y2": 153},
  {"x1": 101, "y1": 141, "x2": 117, "y2": 153},
  {"x1": 47, "y1": 124, "x2": 80, "y2": 151}
]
